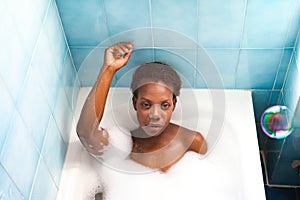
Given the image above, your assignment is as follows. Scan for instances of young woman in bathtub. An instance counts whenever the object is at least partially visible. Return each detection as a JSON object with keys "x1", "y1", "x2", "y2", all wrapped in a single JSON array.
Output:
[{"x1": 76, "y1": 42, "x2": 207, "y2": 172}]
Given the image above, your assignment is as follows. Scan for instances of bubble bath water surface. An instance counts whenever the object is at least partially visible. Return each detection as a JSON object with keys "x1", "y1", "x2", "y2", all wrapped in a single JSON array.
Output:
[{"x1": 83, "y1": 126, "x2": 242, "y2": 200}]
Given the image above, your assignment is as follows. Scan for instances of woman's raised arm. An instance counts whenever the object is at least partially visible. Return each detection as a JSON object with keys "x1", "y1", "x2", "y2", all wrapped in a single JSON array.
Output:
[{"x1": 76, "y1": 42, "x2": 134, "y2": 155}]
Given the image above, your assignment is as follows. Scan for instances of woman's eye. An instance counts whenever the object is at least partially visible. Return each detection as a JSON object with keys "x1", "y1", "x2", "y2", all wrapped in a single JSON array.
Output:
[
  {"x1": 141, "y1": 102, "x2": 151, "y2": 109},
  {"x1": 161, "y1": 103, "x2": 170, "y2": 110}
]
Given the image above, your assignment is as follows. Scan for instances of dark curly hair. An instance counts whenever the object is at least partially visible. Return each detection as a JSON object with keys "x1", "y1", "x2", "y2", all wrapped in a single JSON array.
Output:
[{"x1": 130, "y1": 62, "x2": 182, "y2": 98}]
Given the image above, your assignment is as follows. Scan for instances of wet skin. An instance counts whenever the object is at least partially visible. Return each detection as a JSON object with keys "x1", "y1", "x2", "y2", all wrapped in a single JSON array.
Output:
[{"x1": 130, "y1": 82, "x2": 207, "y2": 172}]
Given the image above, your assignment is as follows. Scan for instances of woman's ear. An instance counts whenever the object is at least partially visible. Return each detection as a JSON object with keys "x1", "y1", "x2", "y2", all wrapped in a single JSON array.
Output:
[
  {"x1": 132, "y1": 96, "x2": 137, "y2": 110},
  {"x1": 172, "y1": 97, "x2": 177, "y2": 111}
]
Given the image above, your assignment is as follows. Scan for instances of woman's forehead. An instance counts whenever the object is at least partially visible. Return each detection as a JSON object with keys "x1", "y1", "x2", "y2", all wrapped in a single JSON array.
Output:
[{"x1": 136, "y1": 82, "x2": 174, "y2": 98}]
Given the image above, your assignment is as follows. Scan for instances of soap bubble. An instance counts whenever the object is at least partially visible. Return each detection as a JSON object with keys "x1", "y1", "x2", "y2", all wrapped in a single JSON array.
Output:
[{"x1": 260, "y1": 105, "x2": 294, "y2": 139}]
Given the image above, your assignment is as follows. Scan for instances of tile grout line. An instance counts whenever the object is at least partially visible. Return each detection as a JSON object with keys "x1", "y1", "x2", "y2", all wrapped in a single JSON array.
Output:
[
  {"x1": 260, "y1": 150, "x2": 270, "y2": 185},
  {"x1": 194, "y1": 0, "x2": 200, "y2": 88},
  {"x1": 234, "y1": 0, "x2": 248, "y2": 89},
  {"x1": 54, "y1": 0, "x2": 82, "y2": 116},
  {"x1": 148, "y1": 0, "x2": 155, "y2": 62},
  {"x1": 282, "y1": 0, "x2": 298, "y2": 49},
  {"x1": 281, "y1": 50, "x2": 295, "y2": 99},
  {"x1": 68, "y1": 45, "x2": 290, "y2": 50},
  {"x1": 101, "y1": 0, "x2": 111, "y2": 43},
  {"x1": 0, "y1": 162, "x2": 25, "y2": 199},
  {"x1": 238, "y1": 0, "x2": 248, "y2": 49},
  {"x1": 268, "y1": 49, "x2": 285, "y2": 106},
  {"x1": 270, "y1": 138, "x2": 286, "y2": 181},
  {"x1": 28, "y1": 152, "x2": 44, "y2": 199},
  {"x1": 53, "y1": 0, "x2": 82, "y2": 88},
  {"x1": 280, "y1": 0, "x2": 300, "y2": 106},
  {"x1": 40, "y1": 113, "x2": 67, "y2": 190}
]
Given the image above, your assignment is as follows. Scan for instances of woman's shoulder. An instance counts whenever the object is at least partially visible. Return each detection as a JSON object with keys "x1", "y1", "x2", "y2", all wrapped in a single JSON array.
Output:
[
  {"x1": 172, "y1": 123, "x2": 207, "y2": 154},
  {"x1": 171, "y1": 123, "x2": 199, "y2": 135}
]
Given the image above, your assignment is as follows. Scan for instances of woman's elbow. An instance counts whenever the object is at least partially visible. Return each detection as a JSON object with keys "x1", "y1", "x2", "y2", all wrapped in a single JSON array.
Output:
[{"x1": 199, "y1": 140, "x2": 207, "y2": 155}]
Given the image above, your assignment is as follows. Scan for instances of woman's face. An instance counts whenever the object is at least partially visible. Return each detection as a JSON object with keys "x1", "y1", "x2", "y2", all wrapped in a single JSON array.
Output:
[{"x1": 132, "y1": 82, "x2": 177, "y2": 137}]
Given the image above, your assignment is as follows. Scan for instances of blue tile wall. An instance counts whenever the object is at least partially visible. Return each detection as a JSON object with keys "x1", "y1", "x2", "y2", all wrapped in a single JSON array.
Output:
[
  {"x1": 265, "y1": 186, "x2": 299, "y2": 200},
  {"x1": 104, "y1": 0, "x2": 151, "y2": 37},
  {"x1": 0, "y1": 0, "x2": 79, "y2": 199},
  {"x1": 151, "y1": 0, "x2": 198, "y2": 43},
  {"x1": 263, "y1": 29, "x2": 300, "y2": 188},
  {"x1": 55, "y1": 0, "x2": 300, "y2": 94},
  {"x1": 236, "y1": 49, "x2": 283, "y2": 89},
  {"x1": 30, "y1": 158, "x2": 58, "y2": 200},
  {"x1": 241, "y1": 0, "x2": 296, "y2": 48},
  {"x1": 197, "y1": 0, "x2": 245, "y2": 48},
  {"x1": 55, "y1": 0, "x2": 108, "y2": 46},
  {"x1": 0, "y1": 165, "x2": 24, "y2": 199}
]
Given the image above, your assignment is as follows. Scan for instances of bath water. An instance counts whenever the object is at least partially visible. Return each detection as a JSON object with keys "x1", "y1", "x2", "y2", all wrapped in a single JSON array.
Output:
[{"x1": 82, "y1": 126, "x2": 242, "y2": 200}]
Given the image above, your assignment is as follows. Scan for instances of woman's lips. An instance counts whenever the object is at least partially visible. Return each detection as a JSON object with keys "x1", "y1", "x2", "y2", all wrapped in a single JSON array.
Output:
[
  {"x1": 145, "y1": 124, "x2": 164, "y2": 133},
  {"x1": 147, "y1": 124, "x2": 164, "y2": 128}
]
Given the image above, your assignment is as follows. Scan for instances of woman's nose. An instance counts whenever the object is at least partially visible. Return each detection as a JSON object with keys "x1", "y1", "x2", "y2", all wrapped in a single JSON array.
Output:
[{"x1": 149, "y1": 104, "x2": 161, "y2": 120}]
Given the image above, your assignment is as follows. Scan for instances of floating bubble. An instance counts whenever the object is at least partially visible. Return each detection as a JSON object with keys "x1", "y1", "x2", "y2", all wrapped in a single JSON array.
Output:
[{"x1": 260, "y1": 105, "x2": 294, "y2": 139}]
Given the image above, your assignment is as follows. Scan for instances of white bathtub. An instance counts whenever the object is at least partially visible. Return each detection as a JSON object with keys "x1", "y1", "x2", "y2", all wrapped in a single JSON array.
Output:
[{"x1": 57, "y1": 88, "x2": 266, "y2": 200}]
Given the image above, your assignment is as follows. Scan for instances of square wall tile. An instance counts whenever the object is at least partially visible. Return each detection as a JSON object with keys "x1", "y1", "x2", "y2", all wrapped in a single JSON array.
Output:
[
  {"x1": 71, "y1": 77, "x2": 81, "y2": 113},
  {"x1": 264, "y1": 138, "x2": 285, "y2": 152},
  {"x1": 56, "y1": 0, "x2": 108, "y2": 46},
  {"x1": 280, "y1": 128, "x2": 300, "y2": 161},
  {"x1": 283, "y1": 54, "x2": 300, "y2": 112},
  {"x1": 71, "y1": 47, "x2": 107, "y2": 86},
  {"x1": 106, "y1": 28, "x2": 153, "y2": 48},
  {"x1": 70, "y1": 48, "x2": 94, "y2": 72},
  {"x1": 196, "y1": 48, "x2": 227, "y2": 89},
  {"x1": 242, "y1": 0, "x2": 295, "y2": 48},
  {"x1": 295, "y1": 30, "x2": 300, "y2": 60},
  {"x1": 30, "y1": 158, "x2": 57, "y2": 200},
  {"x1": 4, "y1": 0, "x2": 46, "y2": 55},
  {"x1": 236, "y1": 49, "x2": 282, "y2": 89},
  {"x1": 151, "y1": 0, "x2": 198, "y2": 43},
  {"x1": 297, "y1": 188, "x2": 300, "y2": 198},
  {"x1": 0, "y1": 79, "x2": 15, "y2": 150},
  {"x1": 154, "y1": 48, "x2": 195, "y2": 88},
  {"x1": 285, "y1": 0, "x2": 300, "y2": 47},
  {"x1": 53, "y1": 89, "x2": 73, "y2": 144},
  {"x1": 270, "y1": 158, "x2": 300, "y2": 185},
  {"x1": 31, "y1": 28, "x2": 60, "y2": 112},
  {"x1": 44, "y1": 0, "x2": 68, "y2": 75},
  {"x1": 197, "y1": 0, "x2": 245, "y2": 48},
  {"x1": 42, "y1": 116, "x2": 67, "y2": 187},
  {"x1": 17, "y1": 68, "x2": 51, "y2": 151},
  {"x1": 265, "y1": 186, "x2": 298, "y2": 200},
  {"x1": 115, "y1": 48, "x2": 154, "y2": 87},
  {"x1": 153, "y1": 28, "x2": 197, "y2": 48},
  {"x1": 0, "y1": 111, "x2": 40, "y2": 199},
  {"x1": 104, "y1": 0, "x2": 151, "y2": 37},
  {"x1": 265, "y1": 151, "x2": 280, "y2": 182},
  {"x1": 0, "y1": 165, "x2": 24, "y2": 199},
  {"x1": 274, "y1": 48, "x2": 293, "y2": 89},
  {"x1": 204, "y1": 49, "x2": 239, "y2": 89},
  {"x1": 294, "y1": 101, "x2": 300, "y2": 128},
  {"x1": 0, "y1": 3, "x2": 31, "y2": 102},
  {"x1": 62, "y1": 51, "x2": 78, "y2": 112}
]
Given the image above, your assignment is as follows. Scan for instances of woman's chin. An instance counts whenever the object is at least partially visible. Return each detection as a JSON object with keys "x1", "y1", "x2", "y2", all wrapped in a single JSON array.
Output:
[{"x1": 143, "y1": 127, "x2": 164, "y2": 137}]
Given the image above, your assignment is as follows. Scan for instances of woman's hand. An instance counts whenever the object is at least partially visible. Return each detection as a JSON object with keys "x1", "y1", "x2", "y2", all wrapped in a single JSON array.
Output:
[{"x1": 103, "y1": 42, "x2": 134, "y2": 72}]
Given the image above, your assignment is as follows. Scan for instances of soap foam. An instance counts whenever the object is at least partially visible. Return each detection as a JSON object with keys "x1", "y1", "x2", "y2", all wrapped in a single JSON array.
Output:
[{"x1": 82, "y1": 126, "x2": 243, "y2": 200}]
